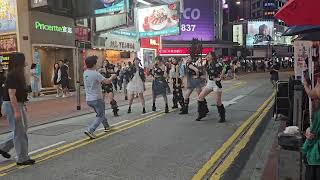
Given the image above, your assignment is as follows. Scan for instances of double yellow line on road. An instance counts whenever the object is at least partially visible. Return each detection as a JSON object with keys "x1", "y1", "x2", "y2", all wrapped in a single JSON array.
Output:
[
  {"x1": 192, "y1": 92, "x2": 275, "y2": 180},
  {"x1": 0, "y1": 80, "x2": 247, "y2": 177}
]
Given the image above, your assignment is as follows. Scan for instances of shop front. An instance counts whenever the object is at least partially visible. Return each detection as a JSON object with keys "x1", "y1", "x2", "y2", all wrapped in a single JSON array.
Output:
[
  {"x1": 29, "y1": 11, "x2": 75, "y2": 89},
  {"x1": 92, "y1": 33, "x2": 139, "y2": 66}
]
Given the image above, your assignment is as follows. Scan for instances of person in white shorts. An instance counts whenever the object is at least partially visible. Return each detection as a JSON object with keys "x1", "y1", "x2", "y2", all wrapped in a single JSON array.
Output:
[{"x1": 196, "y1": 51, "x2": 226, "y2": 122}]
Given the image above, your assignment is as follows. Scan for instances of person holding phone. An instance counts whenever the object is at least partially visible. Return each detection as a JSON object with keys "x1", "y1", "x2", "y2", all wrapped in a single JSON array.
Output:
[{"x1": 83, "y1": 56, "x2": 117, "y2": 139}]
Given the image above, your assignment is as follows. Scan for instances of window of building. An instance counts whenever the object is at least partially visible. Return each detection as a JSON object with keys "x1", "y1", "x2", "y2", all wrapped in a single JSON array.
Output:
[{"x1": 257, "y1": 1, "x2": 261, "y2": 7}]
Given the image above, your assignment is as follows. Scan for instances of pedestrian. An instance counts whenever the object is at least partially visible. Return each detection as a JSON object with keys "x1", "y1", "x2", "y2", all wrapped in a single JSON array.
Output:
[
  {"x1": 116, "y1": 64, "x2": 123, "y2": 91},
  {"x1": 302, "y1": 78, "x2": 320, "y2": 180},
  {"x1": 0, "y1": 65, "x2": 6, "y2": 117},
  {"x1": 196, "y1": 51, "x2": 226, "y2": 122},
  {"x1": 270, "y1": 63, "x2": 279, "y2": 88},
  {"x1": 99, "y1": 60, "x2": 119, "y2": 117},
  {"x1": 52, "y1": 62, "x2": 62, "y2": 97},
  {"x1": 151, "y1": 57, "x2": 170, "y2": 113},
  {"x1": 0, "y1": 52, "x2": 35, "y2": 165},
  {"x1": 59, "y1": 59, "x2": 70, "y2": 97},
  {"x1": 30, "y1": 63, "x2": 40, "y2": 98},
  {"x1": 180, "y1": 56, "x2": 207, "y2": 115},
  {"x1": 170, "y1": 57, "x2": 185, "y2": 110},
  {"x1": 127, "y1": 58, "x2": 146, "y2": 114},
  {"x1": 122, "y1": 62, "x2": 132, "y2": 101},
  {"x1": 83, "y1": 56, "x2": 117, "y2": 139}
]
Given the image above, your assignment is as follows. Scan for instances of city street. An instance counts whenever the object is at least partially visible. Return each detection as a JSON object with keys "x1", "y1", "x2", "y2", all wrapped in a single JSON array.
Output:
[{"x1": 0, "y1": 72, "x2": 288, "y2": 180}]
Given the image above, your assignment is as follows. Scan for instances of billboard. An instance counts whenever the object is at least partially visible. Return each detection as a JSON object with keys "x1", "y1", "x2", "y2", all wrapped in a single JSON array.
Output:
[
  {"x1": 0, "y1": 0, "x2": 17, "y2": 34},
  {"x1": 137, "y1": 3, "x2": 180, "y2": 38},
  {"x1": 247, "y1": 21, "x2": 274, "y2": 46},
  {"x1": 0, "y1": 34, "x2": 17, "y2": 54},
  {"x1": 163, "y1": 0, "x2": 214, "y2": 41},
  {"x1": 233, "y1": 24, "x2": 243, "y2": 46},
  {"x1": 94, "y1": 0, "x2": 129, "y2": 15},
  {"x1": 95, "y1": 13, "x2": 127, "y2": 32}
]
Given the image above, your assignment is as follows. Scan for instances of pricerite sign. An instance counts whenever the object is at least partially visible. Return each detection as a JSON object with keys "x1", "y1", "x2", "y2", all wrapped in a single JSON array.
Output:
[{"x1": 34, "y1": 21, "x2": 73, "y2": 34}]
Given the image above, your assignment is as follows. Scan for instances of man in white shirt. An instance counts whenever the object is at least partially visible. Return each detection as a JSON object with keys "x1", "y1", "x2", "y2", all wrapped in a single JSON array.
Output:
[{"x1": 83, "y1": 56, "x2": 117, "y2": 139}]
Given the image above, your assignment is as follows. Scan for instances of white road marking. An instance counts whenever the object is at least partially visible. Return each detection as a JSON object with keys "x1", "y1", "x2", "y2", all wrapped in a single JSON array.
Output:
[
  {"x1": 97, "y1": 120, "x2": 130, "y2": 131},
  {"x1": 29, "y1": 141, "x2": 66, "y2": 155},
  {"x1": 212, "y1": 95, "x2": 246, "y2": 107}
]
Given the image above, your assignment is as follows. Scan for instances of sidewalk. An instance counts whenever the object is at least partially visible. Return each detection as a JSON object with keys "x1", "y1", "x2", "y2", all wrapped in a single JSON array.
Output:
[{"x1": 0, "y1": 82, "x2": 153, "y2": 134}]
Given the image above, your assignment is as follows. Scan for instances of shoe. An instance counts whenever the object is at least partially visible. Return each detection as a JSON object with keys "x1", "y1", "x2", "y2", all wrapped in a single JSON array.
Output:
[
  {"x1": 113, "y1": 111, "x2": 119, "y2": 117},
  {"x1": 196, "y1": 101, "x2": 207, "y2": 121},
  {"x1": 0, "y1": 149, "x2": 11, "y2": 159},
  {"x1": 84, "y1": 131, "x2": 97, "y2": 139},
  {"x1": 142, "y1": 108, "x2": 146, "y2": 114},
  {"x1": 152, "y1": 105, "x2": 156, "y2": 111},
  {"x1": 128, "y1": 107, "x2": 131, "y2": 113},
  {"x1": 217, "y1": 105, "x2": 226, "y2": 123},
  {"x1": 172, "y1": 104, "x2": 178, "y2": 109},
  {"x1": 17, "y1": 159, "x2": 35, "y2": 166},
  {"x1": 104, "y1": 127, "x2": 111, "y2": 132},
  {"x1": 125, "y1": 96, "x2": 128, "y2": 100}
]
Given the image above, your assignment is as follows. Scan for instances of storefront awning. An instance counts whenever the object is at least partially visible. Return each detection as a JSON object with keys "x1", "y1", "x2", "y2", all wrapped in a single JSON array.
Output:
[{"x1": 275, "y1": 0, "x2": 320, "y2": 26}]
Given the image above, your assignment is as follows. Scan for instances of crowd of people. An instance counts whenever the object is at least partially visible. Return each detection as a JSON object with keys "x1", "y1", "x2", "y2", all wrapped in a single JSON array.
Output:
[{"x1": 0, "y1": 51, "x2": 293, "y2": 167}]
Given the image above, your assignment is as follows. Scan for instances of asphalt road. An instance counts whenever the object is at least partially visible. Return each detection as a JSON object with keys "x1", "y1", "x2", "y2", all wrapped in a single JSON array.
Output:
[{"x1": 0, "y1": 72, "x2": 288, "y2": 180}]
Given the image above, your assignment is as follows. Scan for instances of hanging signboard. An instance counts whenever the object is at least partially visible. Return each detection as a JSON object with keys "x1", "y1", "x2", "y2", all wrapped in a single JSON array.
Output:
[
  {"x1": 233, "y1": 24, "x2": 243, "y2": 46},
  {"x1": 0, "y1": 34, "x2": 17, "y2": 54},
  {"x1": 137, "y1": 3, "x2": 180, "y2": 38},
  {"x1": 104, "y1": 33, "x2": 139, "y2": 51},
  {"x1": 94, "y1": 0, "x2": 129, "y2": 15}
]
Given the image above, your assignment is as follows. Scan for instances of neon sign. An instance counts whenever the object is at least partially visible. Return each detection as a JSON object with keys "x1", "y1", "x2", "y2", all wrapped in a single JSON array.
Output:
[{"x1": 34, "y1": 21, "x2": 73, "y2": 34}]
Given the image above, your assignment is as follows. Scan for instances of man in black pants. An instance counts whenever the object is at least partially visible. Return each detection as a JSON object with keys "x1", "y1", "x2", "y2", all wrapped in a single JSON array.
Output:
[{"x1": 59, "y1": 59, "x2": 70, "y2": 98}]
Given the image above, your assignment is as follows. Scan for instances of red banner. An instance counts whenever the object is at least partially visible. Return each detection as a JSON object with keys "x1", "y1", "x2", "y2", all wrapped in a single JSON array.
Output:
[
  {"x1": 159, "y1": 47, "x2": 213, "y2": 55},
  {"x1": 140, "y1": 37, "x2": 160, "y2": 49}
]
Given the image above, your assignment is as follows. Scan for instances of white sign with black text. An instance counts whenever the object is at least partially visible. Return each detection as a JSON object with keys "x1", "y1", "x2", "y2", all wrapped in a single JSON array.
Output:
[{"x1": 104, "y1": 34, "x2": 139, "y2": 52}]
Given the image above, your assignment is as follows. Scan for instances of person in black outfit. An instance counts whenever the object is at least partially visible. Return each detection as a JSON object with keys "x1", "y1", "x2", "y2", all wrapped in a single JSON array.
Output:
[
  {"x1": 99, "y1": 60, "x2": 119, "y2": 116},
  {"x1": 0, "y1": 65, "x2": 6, "y2": 117},
  {"x1": 151, "y1": 60, "x2": 170, "y2": 113},
  {"x1": 0, "y1": 52, "x2": 35, "y2": 165},
  {"x1": 170, "y1": 58, "x2": 184, "y2": 110},
  {"x1": 59, "y1": 59, "x2": 70, "y2": 97}
]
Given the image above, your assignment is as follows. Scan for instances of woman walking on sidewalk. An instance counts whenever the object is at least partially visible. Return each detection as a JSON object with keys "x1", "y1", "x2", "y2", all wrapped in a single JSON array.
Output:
[
  {"x1": 127, "y1": 58, "x2": 146, "y2": 114},
  {"x1": 52, "y1": 62, "x2": 62, "y2": 97},
  {"x1": 83, "y1": 56, "x2": 117, "y2": 139},
  {"x1": 196, "y1": 51, "x2": 226, "y2": 122},
  {"x1": 0, "y1": 53, "x2": 35, "y2": 165},
  {"x1": 0, "y1": 65, "x2": 6, "y2": 117},
  {"x1": 150, "y1": 58, "x2": 170, "y2": 113},
  {"x1": 302, "y1": 78, "x2": 320, "y2": 180},
  {"x1": 30, "y1": 63, "x2": 40, "y2": 98}
]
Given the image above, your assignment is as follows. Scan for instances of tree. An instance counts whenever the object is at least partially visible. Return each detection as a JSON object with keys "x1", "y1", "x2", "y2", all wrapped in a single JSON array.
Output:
[{"x1": 188, "y1": 38, "x2": 203, "y2": 61}]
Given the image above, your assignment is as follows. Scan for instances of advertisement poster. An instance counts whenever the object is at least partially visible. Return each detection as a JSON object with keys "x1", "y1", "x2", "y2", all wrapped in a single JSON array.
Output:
[
  {"x1": 294, "y1": 41, "x2": 312, "y2": 79},
  {"x1": 0, "y1": 0, "x2": 17, "y2": 34},
  {"x1": 247, "y1": 21, "x2": 274, "y2": 46},
  {"x1": 138, "y1": 3, "x2": 180, "y2": 38},
  {"x1": 163, "y1": 0, "x2": 214, "y2": 41},
  {"x1": 94, "y1": 0, "x2": 129, "y2": 15},
  {"x1": 233, "y1": 24, "x2": 243, "y2": 46},
  {"x1": 0, "y1": 34, "x2": 17, "y2": 54}
]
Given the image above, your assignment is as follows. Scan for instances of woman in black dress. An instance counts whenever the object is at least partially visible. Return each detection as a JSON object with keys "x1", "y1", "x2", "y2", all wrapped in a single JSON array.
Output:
[
  {"x1": 151, "y1": 59, "x2": 170, "y2": 113},
  {"x1": 52, "y1": 62, "x2": 61, "y2": 97}
]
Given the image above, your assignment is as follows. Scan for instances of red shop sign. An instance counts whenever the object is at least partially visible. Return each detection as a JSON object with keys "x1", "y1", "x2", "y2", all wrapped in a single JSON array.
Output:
[
  {"x1": 140, "y1": 37, "x2": 160, "y2": 49},
  {"x1": 159, "y1": 47, "x2": 214, "y2": 55},
  {"x1": 75, "y1": 26, "x2": 90, "y2": 41}
]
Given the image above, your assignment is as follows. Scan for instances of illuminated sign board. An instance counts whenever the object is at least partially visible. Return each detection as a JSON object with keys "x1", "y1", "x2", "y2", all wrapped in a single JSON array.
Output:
[
  {"x1": 0, "y1": 0, "x2": 17, "y2": 34},
  {"x1": 34, "y1": 21, "x2": 73, "y2": 34}
]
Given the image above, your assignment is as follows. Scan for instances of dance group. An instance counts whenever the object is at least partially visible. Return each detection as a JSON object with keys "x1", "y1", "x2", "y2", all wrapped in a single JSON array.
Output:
[{"x1": 83, "y1": 51, "x2": 226, "y2": 139}]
